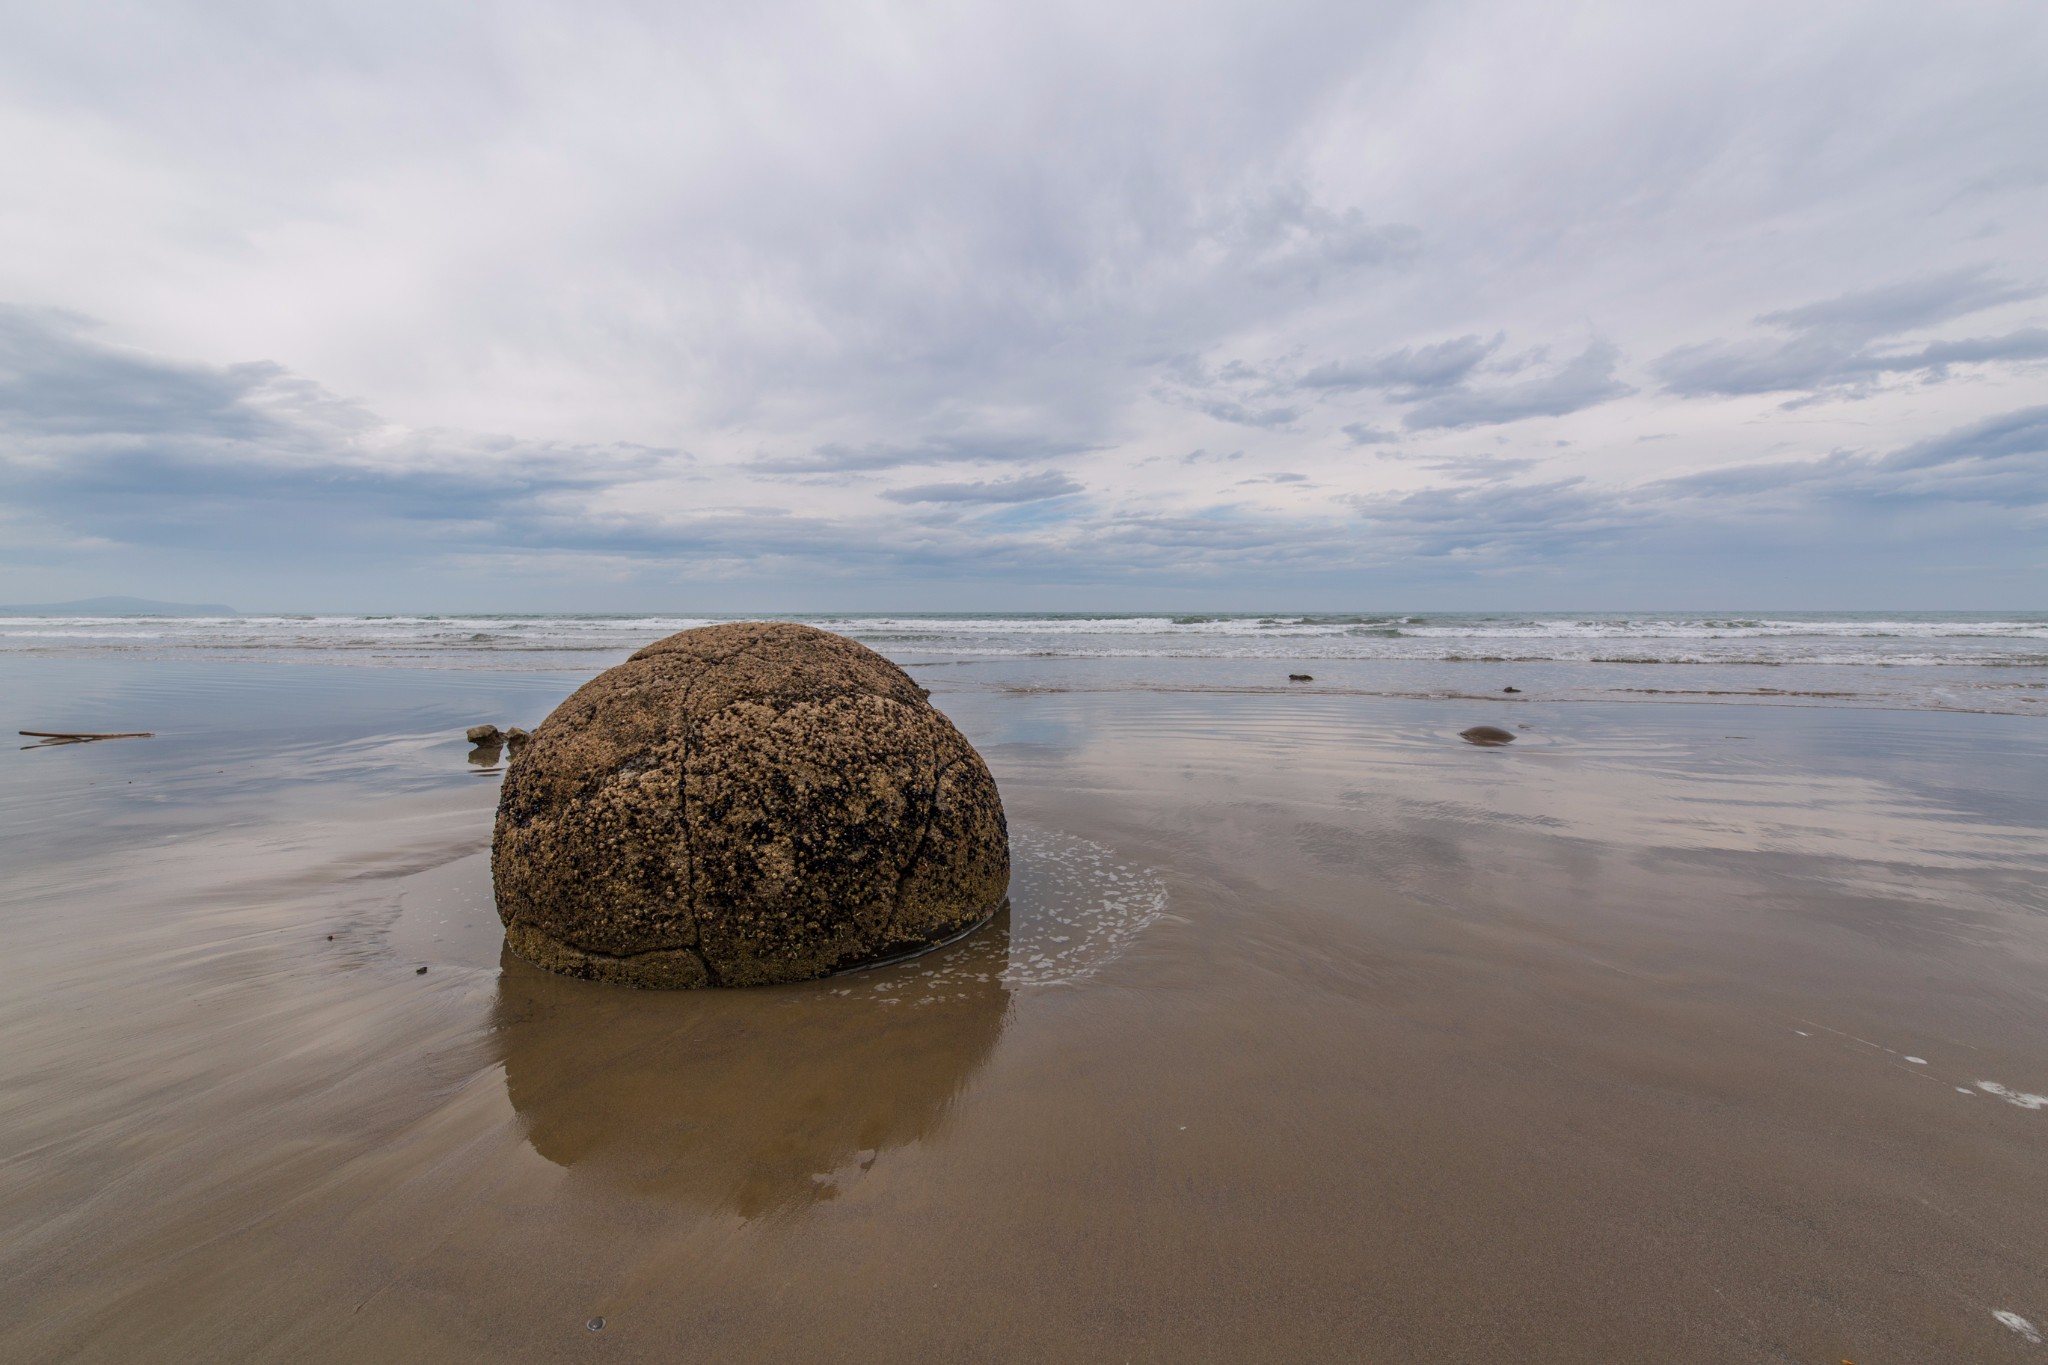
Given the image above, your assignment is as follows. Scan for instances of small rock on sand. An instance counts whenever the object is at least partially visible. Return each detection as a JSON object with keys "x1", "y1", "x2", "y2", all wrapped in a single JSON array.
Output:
[
  {"x1": 1289, "y1": 673, "x2": 1313, "y2": 682},
  {"x1": 1459, "y1": 725, "x2": 1516, "y2": 746},
  {"x1": 1502, "y1": 686, "x2": 1520, "y2": 693}
]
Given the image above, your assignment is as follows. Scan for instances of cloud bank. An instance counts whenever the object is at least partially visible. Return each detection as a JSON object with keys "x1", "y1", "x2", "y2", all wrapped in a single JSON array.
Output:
[{"x1": 0, "y1": 0, "x2": 2043, "y2": 608}]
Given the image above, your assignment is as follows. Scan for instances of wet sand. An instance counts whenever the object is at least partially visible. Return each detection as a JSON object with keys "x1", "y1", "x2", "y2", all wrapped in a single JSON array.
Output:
[{"x1": 3, "y1": 663, "x2": 2046, "y2": 1361}]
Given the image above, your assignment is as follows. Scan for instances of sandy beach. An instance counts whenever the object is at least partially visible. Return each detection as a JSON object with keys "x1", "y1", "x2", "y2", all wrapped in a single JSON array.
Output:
[
  {"x1": 9, "y1": 0, "x2": 2043, "y2": 1347},
  {"x1": 3, "y1": 651, "x2": 2046, "y2": 1361}
]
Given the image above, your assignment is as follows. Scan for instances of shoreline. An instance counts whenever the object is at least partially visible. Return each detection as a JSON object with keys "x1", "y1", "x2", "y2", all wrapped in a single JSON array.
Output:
[{"x1": 2, "y1": 645, "x2": 2043, "y2": 717}]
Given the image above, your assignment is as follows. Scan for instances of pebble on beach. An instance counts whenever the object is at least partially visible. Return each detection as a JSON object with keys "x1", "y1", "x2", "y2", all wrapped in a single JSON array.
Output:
[
  {"x1": 492, "y1": 621, "x2": 1011, "y2": 989},
  {"x1": 1459, "y1": 725, "x2": 1517, "y2": 746}
]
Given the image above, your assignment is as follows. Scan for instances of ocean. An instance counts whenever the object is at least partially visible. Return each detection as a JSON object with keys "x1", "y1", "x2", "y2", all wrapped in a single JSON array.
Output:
[{"x1": 6, "y1": 610, "x2": 2044, "y2": 713}]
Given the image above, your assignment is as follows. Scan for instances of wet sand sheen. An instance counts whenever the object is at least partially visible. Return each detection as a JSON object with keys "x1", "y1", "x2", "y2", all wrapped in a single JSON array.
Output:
[{"x1": 2, "y1": 678, "x2": 2046, "y2": 1361}]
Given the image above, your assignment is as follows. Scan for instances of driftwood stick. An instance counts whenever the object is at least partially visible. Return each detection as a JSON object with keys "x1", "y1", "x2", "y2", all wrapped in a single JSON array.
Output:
[{"x1": 18, "y1": 730, "x2": 156, "y2": 740}]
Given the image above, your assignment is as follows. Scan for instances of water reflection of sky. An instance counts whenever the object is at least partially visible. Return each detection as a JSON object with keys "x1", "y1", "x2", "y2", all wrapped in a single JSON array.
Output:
[{"x1": 952, "y1": 690, "x2": 2048, "y2": 881}]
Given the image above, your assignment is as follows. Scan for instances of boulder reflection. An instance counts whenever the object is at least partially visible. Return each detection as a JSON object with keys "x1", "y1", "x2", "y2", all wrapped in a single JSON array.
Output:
[{"x1": 490, "y1": 907, "x2": 1012, "y2": 1218}]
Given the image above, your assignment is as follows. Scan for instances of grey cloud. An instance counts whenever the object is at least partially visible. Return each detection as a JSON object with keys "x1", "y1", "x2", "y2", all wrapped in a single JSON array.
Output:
[
  {"x1": 1278, "y1": 331, "x2": 1627, "y2": 434},
  {"x1": 0, "y1": 308, "x2": 674, "y2": 563},
  {"x1": 1419, "y1": 455, "x2": 1541, "y2": 481},
  {"x1": 1906, "y1": 329, "x2": 2048, "y2": 369},
  {"x1": 1336, "y1": 404, "x2": 2047, "y2": 573},
  {"x1": 878, "y1": 472, "x2": 1083, "y2": 504},
  {"x1": 16, "y1": 295, "x2": 2030, "y2": 599},
  {"x1": 752, "y1": 434, "x2": 1095, "y2": 474},
  {"x1": 1227, "y1": 195, "x2": 1423, "y2": 291},
  {"x1": 1174, "y1": 333, "x2": 1508, "y2": 443},
  {"x1": 1401, "y1": 340, "x2": 1634, "y2": 430},
  {"x1": 1329, "y1": 475, "x2": 1653, "y2": 572},
  {"x1": 1882, "y1": 404, "x2": 2048, "y2": 476},
  {"x1": 1341, "y1": 424, "x2": 1399, "y2": 446},
  {"x1": 1758, "y1": 268, "x2": 2039, "y2": 336},
  {"x1": 1151, "y1": 352, "x2": 1305, "y2": 428},
  {"x1": 1637, "y1": 405, "x2": 2048, "y2": 516},
  {"x1": 571, "y1": 18, "x2": 1428, "y2": 449},
  {"x1": 1299, "y1": 334, "x2": 1500, "y2": 394},
  {"x1": 7, "y1": 298, "x2": 2041, "y2": 604},
  {"x1": 1657, "y1": 269, "x2": 2048, "y2": 399},
  {"x1": 1, "y1": 306, "x2": 292, "y2": 441},
  {"x1": 1188, "y1": 397, "x2": 1304, "y2": 429}
]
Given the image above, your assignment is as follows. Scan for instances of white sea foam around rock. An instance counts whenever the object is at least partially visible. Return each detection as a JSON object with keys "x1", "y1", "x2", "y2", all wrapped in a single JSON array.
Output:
[{"x1": 832, "y1": 828, "x2": 1168, "y2": 1001}]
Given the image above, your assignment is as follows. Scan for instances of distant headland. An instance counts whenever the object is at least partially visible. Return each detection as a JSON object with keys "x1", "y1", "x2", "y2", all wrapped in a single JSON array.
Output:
[{"x1": 0, "y1": 596, "x2": 238, "y2": 616}]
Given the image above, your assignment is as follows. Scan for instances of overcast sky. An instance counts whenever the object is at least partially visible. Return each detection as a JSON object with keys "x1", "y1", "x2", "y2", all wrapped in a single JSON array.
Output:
[{"x1": 1, "y1": 0, "x2": 2044, "y2": 611}]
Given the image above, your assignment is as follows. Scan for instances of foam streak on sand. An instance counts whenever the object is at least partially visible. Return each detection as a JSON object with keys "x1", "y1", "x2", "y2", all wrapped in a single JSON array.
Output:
[
  {"x1": 1974, "y1": 1081, "x2": 2048, "y2": 1109},
  {"x1": 1995, "y1": 1311, "x2": 2043, "y2": 1344}
]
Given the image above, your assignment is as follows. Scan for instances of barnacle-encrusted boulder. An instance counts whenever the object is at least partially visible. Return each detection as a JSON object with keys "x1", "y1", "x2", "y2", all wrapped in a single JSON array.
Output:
[{"x1": 492, "y1": 622, "x2": 1009, "y2": 988}]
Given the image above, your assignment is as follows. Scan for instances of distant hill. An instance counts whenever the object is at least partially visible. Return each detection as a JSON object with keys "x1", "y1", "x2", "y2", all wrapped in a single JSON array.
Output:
[{"x1": 0, "y1": 596, "x2": 238, "y2": 616}]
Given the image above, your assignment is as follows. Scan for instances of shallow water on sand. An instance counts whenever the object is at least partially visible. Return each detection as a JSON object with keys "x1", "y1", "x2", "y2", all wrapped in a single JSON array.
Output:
[{"x1": 2, "y1": 656, "x2": 2046, "y2": 1361}]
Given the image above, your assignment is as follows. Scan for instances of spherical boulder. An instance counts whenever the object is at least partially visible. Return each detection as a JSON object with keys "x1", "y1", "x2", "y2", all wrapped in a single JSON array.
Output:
[{"x1": 492, "y1": 622, "x2": 1009, "y2": 988}]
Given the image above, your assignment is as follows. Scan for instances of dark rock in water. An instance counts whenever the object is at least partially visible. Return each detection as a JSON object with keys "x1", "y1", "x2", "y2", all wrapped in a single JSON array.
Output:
[
  {"x1": 503, "y1": 726, "x2": 531, "y2": 745},
  {"x1": 1502, "y1": 686, "x2": 1521, "y2": 694},
  {"x1": 492, "y1": 621, "x2": 1010, "y2": 989},
  {"x1": 1459, "y1": 725, "x2": 1517, "y2": 746},
  {"x1": 1288, "y1": 673, "x2": 1313, "y2": 682},
  {"x1": 466, "y1": 723, "x2": 503, "y2": 744}
]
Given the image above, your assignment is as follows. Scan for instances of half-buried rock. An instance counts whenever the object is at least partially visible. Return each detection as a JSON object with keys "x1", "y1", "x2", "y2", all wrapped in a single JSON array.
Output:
[
  {"x1": 1459, "y1": 725, "x2": 1517, "y2": 746},
  {"x1": 493, "y1": 622, "x2": 1009, "y2": 988}
]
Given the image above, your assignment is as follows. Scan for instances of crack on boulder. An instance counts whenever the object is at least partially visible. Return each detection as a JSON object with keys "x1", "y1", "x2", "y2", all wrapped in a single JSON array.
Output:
[{"x1": 877, "y1": 750, "x2": 958, "y2": 949}]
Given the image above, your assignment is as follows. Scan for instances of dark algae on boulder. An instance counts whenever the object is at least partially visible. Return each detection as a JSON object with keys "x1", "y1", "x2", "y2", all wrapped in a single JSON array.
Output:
[{"x1": 492, "y1": 622, "x2": 1010, "y2": 988}]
